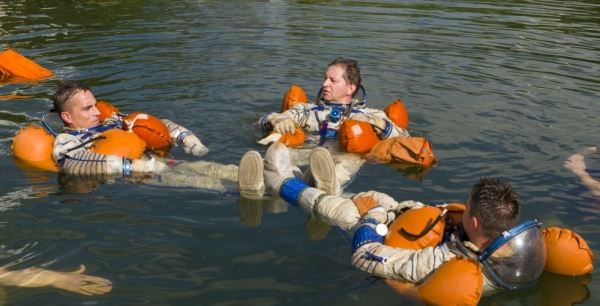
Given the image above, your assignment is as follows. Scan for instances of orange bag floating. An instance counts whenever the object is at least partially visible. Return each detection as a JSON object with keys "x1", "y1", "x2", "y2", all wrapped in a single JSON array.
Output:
[
  {"x1": 338, "y1": 119, "x2": 380, "y2": 154},
  {"x1": 0, "y1": 48, "x2": 53, "y2": 82},
  {"x1": 384, "y1": 206, "x2": 445, "y2": 249},
  {"x1": 281, "y1": 84, "x2": 308, "y2": 112},
  {"x1": 275, "y1": 128, "x2": 306, "y2": 147},
  {"x1": 123, "y1": 112, "x2": 172, "y2": 150},
  {"x1": 384, "y1": 99, "x2": 409, "y2": 129},
  {"x1": 12, "y1": 126, "x2": 59, "y2": 172},
  {"x1": 417, "y1": 257, "x2": 483, "y2": 306},
  {"x1": 96, "y1": 100, "x2": 119, "y2": 122},
  {"x1": 91, "y1": 129, "x2": 146, "y2": 159},
  {"x1": 543, "y1": 227, "x2": 594, "y2": 276},
  {"x1": 366, "y1": 136, "x2": 436, "y2": 168}
]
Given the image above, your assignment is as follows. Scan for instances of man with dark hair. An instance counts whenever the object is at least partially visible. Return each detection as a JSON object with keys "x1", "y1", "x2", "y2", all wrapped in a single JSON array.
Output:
[
  {"x1": 466, "y1": 177, "x2": 520, "y2": 240},
  {"x1": 258, "y1": 57, "x2": 405, "y2": 140},
  {"x1": 240, "y1": 58, "x2": 409, "y2": 198},
  {"x1": 327, "y1": 57, "x2": 362, "y2": 97},
  {"x1": 50, "y1": 81, "x2": 213, "y2": 177},
  {"x1": 261, "y1": 142, "x2": 545, "y2": 293}
]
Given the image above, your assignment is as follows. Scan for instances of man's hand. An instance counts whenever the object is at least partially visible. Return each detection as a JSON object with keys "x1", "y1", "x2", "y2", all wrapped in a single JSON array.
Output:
[
  {"x1": 0, "y1": 265, "x2": 112, "y2": 296},
  {"x1": 182, "y1": 134, "x2": 209, "y2": 157},
  {"x1": 564, "y1": 146, "x2": 597, "y2": 175},
  {"x1": 564, "y1": 153, "x2": 587, "y2": 174},
  {"x1": 48, "y1": 265, "x2": 113, "y2": 296},
  {"x1": 132, "y1": 157, "x2": 169, "y2": 173}
]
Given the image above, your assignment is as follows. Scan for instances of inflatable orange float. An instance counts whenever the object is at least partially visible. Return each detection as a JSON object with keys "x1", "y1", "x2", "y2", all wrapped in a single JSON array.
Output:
[
  {"x1": 91, "y1": 129, "x2": 146, "y2": 159},
  {"x1": 123, "y1": 112, "x2": 172, "y2": 150},
  {"x1": 96, "y1": 100, "x2": 119, "y2": 122},
  {"x1": 384, "y1": 99, "x2": 409, "y2": 129},
  {"x1": 338, "y1": 119, "x2": 380, "y2": 154},
  {"x1": 281, "y1": 84, "x2": 308, "y2": 112},
  {"x1": 12, "y1": 125, "x2": 59, "y2": 172}
]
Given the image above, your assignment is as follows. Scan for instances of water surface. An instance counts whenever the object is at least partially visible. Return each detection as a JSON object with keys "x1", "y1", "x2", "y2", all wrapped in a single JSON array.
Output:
[{"x1": 1, "y1": 0, "x2": 599, "y2": 305}]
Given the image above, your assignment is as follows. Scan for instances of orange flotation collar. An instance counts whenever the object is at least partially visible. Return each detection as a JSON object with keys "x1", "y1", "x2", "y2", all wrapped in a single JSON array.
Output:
[
  {"x1": 12, "y1": 125, "x2": 59, "y2": 172},
  {"x1": 385, "y1": 206, "x2": 447, "y2": 249},
  {"x1": 281, "y1": 84, "x2": 308, "y2": 112},
  {"x1": 338, "y1": 119, "x2": 380, "y2": 154},
  {"x1": 91, "y1": 129, "x2": 146, "y2": 160},
  {"x1": 123, "y1": 112, "x2": 172, "y2": 150},
  {"x1": 384, "y1": 99, "x2": 409, "y2": 129},
  {"x1": 96, "y1": 100, "x2": 120, "y2": 122}
]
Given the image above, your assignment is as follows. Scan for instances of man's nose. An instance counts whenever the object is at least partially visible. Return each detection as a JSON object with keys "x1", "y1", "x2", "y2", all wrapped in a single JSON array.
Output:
[{"x1": 92, "y1": 106, "x2": 101, "y2": 116}]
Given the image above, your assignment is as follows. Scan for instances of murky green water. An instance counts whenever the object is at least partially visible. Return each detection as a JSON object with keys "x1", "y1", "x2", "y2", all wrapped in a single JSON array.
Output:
[{"x1": 1, "y1": 0, "x2": 599, "y2": 305}]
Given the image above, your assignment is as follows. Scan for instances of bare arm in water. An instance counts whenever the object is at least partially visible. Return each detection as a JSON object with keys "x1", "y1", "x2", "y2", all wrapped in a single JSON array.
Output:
[
  {"x1": 0, "y1": 264, "x2": 112, "y2": 296},
  {"x1": 564, "y1": 146, "x2": 600, "y2": 197}
]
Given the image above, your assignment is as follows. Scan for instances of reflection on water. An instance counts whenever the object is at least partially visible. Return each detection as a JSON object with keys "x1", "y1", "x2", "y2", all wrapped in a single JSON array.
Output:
[{"x1": 1, "y1": 0, "x2": 599, "y2": 305}]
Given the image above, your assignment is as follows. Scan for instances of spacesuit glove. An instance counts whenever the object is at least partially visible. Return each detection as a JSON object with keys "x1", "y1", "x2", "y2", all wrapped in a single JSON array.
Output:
[
  {"x1": 352, "y1": 191, "x2": 400, "y2": 212},
  {"x1": 263, "y1": 142, "x2": 298, "y2": 195},
  {"x1": 363, "y1": 205, "x2": 391, "y2": 225},
  {"x1": 271, "y1": 117, "x2": 296, "y2": 135},
  {"x1": 132, "y1": 157, "x2": 169, "y2": 174},
  {"x1": 182, "y1": 133, "x2": 209, "y2": 157}
]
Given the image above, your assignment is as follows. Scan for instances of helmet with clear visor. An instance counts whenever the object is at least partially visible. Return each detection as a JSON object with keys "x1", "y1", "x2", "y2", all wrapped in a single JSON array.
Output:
[{"x1": 477, "y1": 220, "x2": 546, "y2": 290}]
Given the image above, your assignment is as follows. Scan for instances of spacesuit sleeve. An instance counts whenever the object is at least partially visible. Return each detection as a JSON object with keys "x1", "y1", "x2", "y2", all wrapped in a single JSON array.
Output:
[
  {"x1": 52, "y1": 133, "x2": 125, "y2": 176},
  {"x1": 351, "y1": 242, "x2": 455, "y2": 282}
]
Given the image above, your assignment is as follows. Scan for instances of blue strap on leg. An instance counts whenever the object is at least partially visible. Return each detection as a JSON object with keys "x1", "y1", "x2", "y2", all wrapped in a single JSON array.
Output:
[{"x1": 279, "y1": 178, "x2": 309, "y2": 206}]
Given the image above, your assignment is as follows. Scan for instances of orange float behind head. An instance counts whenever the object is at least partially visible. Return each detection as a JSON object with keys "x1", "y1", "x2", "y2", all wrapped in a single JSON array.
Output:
[
  {"x1": 281, "y1": 84, "x2": 308, "y2": 112},
  {"x1": 338, "y1": 119, "x2": 380, "y2": 154},
  {"x1": 417, "y1": 257, "x2": 483, "y2": 306},
  {"x1": 12, "y1": 126, "x2": 59, "y2": 172},
  {"x1": 123, "y1": 112, "x2": 172, "y2": 150},
  {"x1": 91, "y1": 129, "x2": 146, "y2": 159},
  {"x1": 0, "y1": 48, "x2": 53, "y2": 82},
  {"x1": 543, "y1": 227, "x2": 594, "y2": 276},
  {"x1": 384, "y1": 99, "x2": 409, "y2": 129},
  {"x1": 96, "y1": 100, "x2": 119, "y2": 122},
  {"x1": 276, "y1": 128, "x2": 306, "y2": 147},
  {"x1": 384, "y1": 206, "x2": 445, "y2": 249}
]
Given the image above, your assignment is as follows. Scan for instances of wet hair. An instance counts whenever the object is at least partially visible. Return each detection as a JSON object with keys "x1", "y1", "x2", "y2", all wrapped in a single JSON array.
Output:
[
  {"x1": 328, "y1": 57, "x2": 361, "y2": 97},
  {"x1": 468, "y1": 177, "x2": 520, "y2": 239},
  {"x1": 52, "y1": 81, "x2": 91, "y2": 114}
]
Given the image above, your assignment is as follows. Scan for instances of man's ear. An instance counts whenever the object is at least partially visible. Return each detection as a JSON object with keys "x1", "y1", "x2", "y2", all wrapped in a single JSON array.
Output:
[
  {"x1": 347, "y1": 83, "x2": 357, "y2": 97},
  {"x1": 471, "y1": 216, "x2": 481, "y2": 231},
  {"x1": 60, "y1": 111, "x2": 73, "y2": 125}
]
